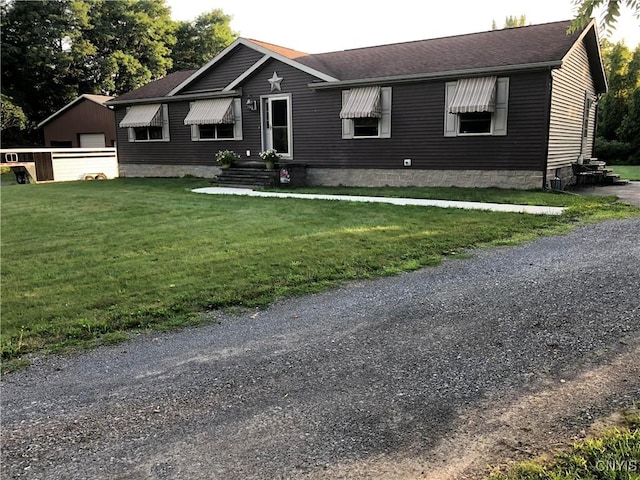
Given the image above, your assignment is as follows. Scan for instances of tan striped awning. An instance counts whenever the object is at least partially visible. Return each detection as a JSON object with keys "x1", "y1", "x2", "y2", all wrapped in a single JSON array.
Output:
[
  {"x1": 340, "y1": 86, "x2": 381, "y2": 119},
  {"x1": 184, "y1": 98, "x2": 234, "y2": 125},
  {"x1": 449, "y1": 76, "x2": 497, "y2": 114},
  {"x1": 119, "y1": 104, "x2": 162, "y2": 128}
]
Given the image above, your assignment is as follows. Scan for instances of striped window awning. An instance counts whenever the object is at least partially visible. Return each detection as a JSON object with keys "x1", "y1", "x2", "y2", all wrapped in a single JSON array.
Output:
[
  {"x1": 449, "y1": 76, "x2": 497, "y2": 114},
  {"x1": 184, "y1": 98, "x2": 235, "y2": 125},
  {"x1": 119, "y1": 104, "x2": 163, "y2": 128},
  {"x1": 340, "y1": 86, "x2": 381, "y2": 119}
]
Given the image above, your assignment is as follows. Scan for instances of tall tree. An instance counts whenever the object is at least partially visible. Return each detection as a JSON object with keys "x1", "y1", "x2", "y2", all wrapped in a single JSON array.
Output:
[
  {"x1": 80, "y1": 0, "x2": 176, "y2": 95},
  {"x1": 598, "y1": 41, "x2": 639, "y2": 139},
  {"x1": 1, "y1": 0, "x2": 86, "y2": 132},
  {"x1": 170, "y1": 9, "x2": 236, "y2": 71},
  {"x1": 570, "y1": 0, "x2": 640, "y2": 34},
  {"x1": 595, "y1": 40, "x2": 640, "y2": 163},
  {"x1": 1, "y1": 0, "x2": 180, "y2": 146}
]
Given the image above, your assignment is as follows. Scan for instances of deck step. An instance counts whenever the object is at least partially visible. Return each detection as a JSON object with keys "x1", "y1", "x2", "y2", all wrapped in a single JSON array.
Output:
[{"x1": 213, "y1": 167, "x2": 278, "y2": 188}]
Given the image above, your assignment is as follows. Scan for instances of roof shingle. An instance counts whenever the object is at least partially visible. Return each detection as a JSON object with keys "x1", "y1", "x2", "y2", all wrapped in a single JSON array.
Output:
[
  {"x1": 295, "y1": 20, "x2": 580, "y2": 80},
  {"x1": 114, "y1": 69, "x2": 197, "y2": 102}
]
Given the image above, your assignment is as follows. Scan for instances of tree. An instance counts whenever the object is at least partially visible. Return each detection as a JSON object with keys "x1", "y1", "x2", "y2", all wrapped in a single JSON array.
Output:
[
  {"x1": 597, "y1": 41, "x2": 639, "y2": 138},
  {"x1": 617, "y1": 87, "x2": 640, "y2": 161},
  {"x1": 492, "y1": 15, "x2": 527, "y2": 30},
  {"x1": 1, "y1": 0, "x2": 178, "y2": 146},
  {"x1": 1, "y1": 0, "x2": 85, "y2": 136},
  {"x1": 170, "y1": 9, "x2": 236, "y2": 71},
  {"x1": 570, "y1": 0, "x2": 640, "y2": 34},
  {"x1": 78, "y1": 0, "x2": 176, "y2": 95},
  {"x1": 595, "y1": 40, "x2": 640, "y2": 163}
]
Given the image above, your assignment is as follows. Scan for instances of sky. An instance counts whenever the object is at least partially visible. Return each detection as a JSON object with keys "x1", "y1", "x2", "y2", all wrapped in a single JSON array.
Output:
[{"x1": 166, "y1": 0, "x2": 639, "y2": 53}]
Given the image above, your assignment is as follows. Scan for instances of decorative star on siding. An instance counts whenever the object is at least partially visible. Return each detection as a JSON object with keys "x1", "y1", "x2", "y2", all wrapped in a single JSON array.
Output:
[{"x1": 268, "y1": 71, "x2": 283, "y2": 92}]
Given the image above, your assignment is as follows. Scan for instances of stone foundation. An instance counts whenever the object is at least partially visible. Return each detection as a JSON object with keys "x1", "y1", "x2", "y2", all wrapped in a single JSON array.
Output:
[
  {"x1": 306, "y1": 168, "x2": 544, "y2": 190},
  {"x1": 119, "y1": 164, "x2": 547, "y2": 190},
  {"x1": 119, "y1": 163, "x2": 221, "y2": 178},
  {"x1": 546, "y1": 166, "x2": 576, "y2": 190}
]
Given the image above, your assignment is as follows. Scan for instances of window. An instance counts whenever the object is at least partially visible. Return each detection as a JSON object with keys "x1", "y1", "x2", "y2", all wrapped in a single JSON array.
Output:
[
  {"x1": 458, "y1": 112, "x2": 492, "y2": 134},
  {"x1": 134, "y1": 126, "x2": 163, "y2": 141},
  {"x1": 341, "y1": 86, "x2": 392, "y2": 139},
  {"x1": 120, "y1": 104, "x2": 170, "y2": 142},
  {"x1": 353, "y1": 117, "x2": 379, "y2": 137},
  {"x1": 444, "y1": 77, "x2": 509, "y2": 137},
  {"x1": 185, "y1": 98, "x2": 242, "y2": 141},
  {"x1": 198, "y1": 124, "x2": 234, "y2": 139}
]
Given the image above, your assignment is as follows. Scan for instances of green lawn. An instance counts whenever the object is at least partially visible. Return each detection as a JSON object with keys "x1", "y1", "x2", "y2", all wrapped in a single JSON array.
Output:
[
  {"x1": 610, "y1": 165, "x2": 640, "y2": 181},
  {"x1": 1, "y1": 178, "x2": 637, "y2": 367}
]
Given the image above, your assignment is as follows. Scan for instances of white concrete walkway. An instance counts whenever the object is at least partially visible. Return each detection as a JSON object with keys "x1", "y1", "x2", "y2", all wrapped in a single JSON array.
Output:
[{"x1": 192, "y1": 187, "x2": 565, "y2": 215}]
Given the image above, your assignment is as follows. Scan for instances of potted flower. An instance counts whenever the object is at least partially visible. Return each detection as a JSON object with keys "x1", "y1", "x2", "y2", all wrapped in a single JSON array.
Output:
[
  {"x1": 215, "y1": 150, "x2": 240, "y2": 169},
  {"x1": 259, "y1": 149, "x2": 281, "y2": 170}
]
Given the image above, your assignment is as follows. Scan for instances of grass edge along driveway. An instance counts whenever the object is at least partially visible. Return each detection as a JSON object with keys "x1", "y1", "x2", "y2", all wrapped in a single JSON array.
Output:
[{"x1": 1, "y1": 178, "x2": 638, "y2": 370}]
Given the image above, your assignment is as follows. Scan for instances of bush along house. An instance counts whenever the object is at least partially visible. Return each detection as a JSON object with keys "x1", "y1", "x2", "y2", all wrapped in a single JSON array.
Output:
[{"x1": 107, "y1": 19, "x2": 607, "y2": 189}]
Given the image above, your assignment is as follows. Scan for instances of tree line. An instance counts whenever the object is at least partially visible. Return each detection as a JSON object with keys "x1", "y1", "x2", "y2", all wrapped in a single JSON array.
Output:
[
  {"x1": 0, "y1": 0, "x2": 236, "y2": 146},
  {"x1": 597, "y1": 40, "x2": 640, "y2": 164}
]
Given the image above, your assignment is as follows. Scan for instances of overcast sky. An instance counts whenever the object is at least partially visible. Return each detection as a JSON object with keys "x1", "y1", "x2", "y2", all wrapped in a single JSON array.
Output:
[{"x1": 166, "y1": 0, "x2": 639, "y2": 53}]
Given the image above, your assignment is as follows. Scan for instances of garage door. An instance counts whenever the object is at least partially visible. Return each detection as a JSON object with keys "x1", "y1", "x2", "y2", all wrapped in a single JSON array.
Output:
[{"x1": 79, "y1": 133, "x2": 106, "y2": 148}]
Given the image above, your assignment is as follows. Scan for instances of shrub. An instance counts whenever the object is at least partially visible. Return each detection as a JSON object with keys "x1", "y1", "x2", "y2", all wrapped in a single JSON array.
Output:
[{"x1": 594, "y1": 137, "x2": 634, "y2": 165}]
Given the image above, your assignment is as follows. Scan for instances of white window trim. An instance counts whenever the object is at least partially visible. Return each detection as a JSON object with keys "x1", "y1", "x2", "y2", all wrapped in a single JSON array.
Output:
[
  {"x1": 444, "y1": 78, "x2": 509, "y2": 137},
  {"x1": 126, "y1": 104, "x2": 170, "y2": 142},
  {"x1": 189, "y1": 98, "x2": 243, "y2": 142},
  {"x1": 342, "y1": 87, "x2": 392, "y2": 139}
]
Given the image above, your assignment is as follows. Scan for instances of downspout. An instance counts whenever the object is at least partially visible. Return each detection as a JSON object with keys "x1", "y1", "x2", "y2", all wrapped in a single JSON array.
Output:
[{"x1": 541, "y1": 67, "x2": 554, "y2": 190}]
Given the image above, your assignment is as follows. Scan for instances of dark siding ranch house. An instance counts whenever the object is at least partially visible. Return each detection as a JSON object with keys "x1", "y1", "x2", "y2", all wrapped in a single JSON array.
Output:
[{"x1": 108, "y1": 19, "x2": 607, "y2": 189}]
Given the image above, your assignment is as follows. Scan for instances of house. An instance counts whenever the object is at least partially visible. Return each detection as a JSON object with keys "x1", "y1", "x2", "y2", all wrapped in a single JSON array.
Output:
[
  {"x1": 38, "y1": 94, "x2": 116, "y2": 148},
  {"x1": 107, "y1": 19, "x2": 607, "y2": 189}
]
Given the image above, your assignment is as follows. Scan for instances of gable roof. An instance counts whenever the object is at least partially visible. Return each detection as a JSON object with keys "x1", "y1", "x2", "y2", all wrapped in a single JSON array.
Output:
[
  {"x1": 114, "y1": 69, "x2": 197, "y2": 103},
  {"x1": 297, "y1": 20, "x2": 581, "y2": 80},
  {"x1": 110, "y1": 19, "x2": 606, "y2": 104},
  {"x1": 244, "y1": 39, "x2": 308, "y2": 60},
  {"x1": 38, "y1": 94, "x2": 114, "y2": 128}
]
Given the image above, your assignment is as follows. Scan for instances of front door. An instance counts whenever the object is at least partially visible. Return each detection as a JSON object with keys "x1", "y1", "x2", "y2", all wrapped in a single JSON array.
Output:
[{"x1": 263, "y1": 96, "x2": 291, "y2": 157}]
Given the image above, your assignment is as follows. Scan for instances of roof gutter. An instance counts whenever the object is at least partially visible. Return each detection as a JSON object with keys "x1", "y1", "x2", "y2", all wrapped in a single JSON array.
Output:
[
  {"x1": 307, "y1": 61, "x2": 563, "y2": 89},
  {"x1": 106, "y1": 89, "x2": 242, "y2": 107}
]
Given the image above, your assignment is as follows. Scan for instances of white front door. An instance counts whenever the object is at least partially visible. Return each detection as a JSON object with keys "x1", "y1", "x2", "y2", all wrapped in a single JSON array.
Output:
[
  {"x1": 79, "y1": 133, "x2": 106, "y2": 148},
  {"x1": 262, "y1": 96, "x2": 291, "y2": 157}
]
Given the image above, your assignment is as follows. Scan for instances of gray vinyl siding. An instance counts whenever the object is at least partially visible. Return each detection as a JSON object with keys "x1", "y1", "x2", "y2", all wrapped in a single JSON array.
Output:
[
  {"x1": 296, "y1": 71, "x2": 549, "y2": 171},
  {"x1": 547, "y1": 39, "x2": 597, "y2": 169},
  {"x1": 115, "y1": 102, "x2": 243, "y2": 166},
  {"x1": 116, "y1": 58, "x2": 550, "y2": 173},
  {"x1": 180, "y1": 45, "x2": 264, "y2": 93}
]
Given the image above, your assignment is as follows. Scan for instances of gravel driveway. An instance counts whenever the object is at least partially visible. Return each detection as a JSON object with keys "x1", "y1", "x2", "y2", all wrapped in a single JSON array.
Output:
[{"x1": 3, "y1": 218, "x2": 640, "y2": 479}]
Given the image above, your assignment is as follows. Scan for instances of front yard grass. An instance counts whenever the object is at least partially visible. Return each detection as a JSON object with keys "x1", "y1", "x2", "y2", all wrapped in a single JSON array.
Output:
[
  {"x1": 609, "y1": 165, "x2": 640, "y2": 181},
  {"x1": 1, "y1": 178, "x2": 638, "y2": 369}
]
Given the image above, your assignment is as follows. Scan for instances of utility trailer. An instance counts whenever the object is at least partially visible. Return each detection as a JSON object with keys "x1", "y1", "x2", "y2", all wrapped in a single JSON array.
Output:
[{"x1": 1, "y1": 148, "x2": 118, "y2": 184}]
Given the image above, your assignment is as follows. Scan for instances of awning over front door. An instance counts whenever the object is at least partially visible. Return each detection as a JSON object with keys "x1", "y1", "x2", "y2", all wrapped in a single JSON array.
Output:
[
  {"x1": 119, "y1": 104, "x2": 163, "y2": 128},
  {"x1": 184, "y1": 98, "x2": 235, "y2": 125},
  {"x1": 449, "y1": 76, "x2": 497, "y2": 114},
  {"x1": 340, "y1": 86, "x2": 382, "y2": 119}
]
